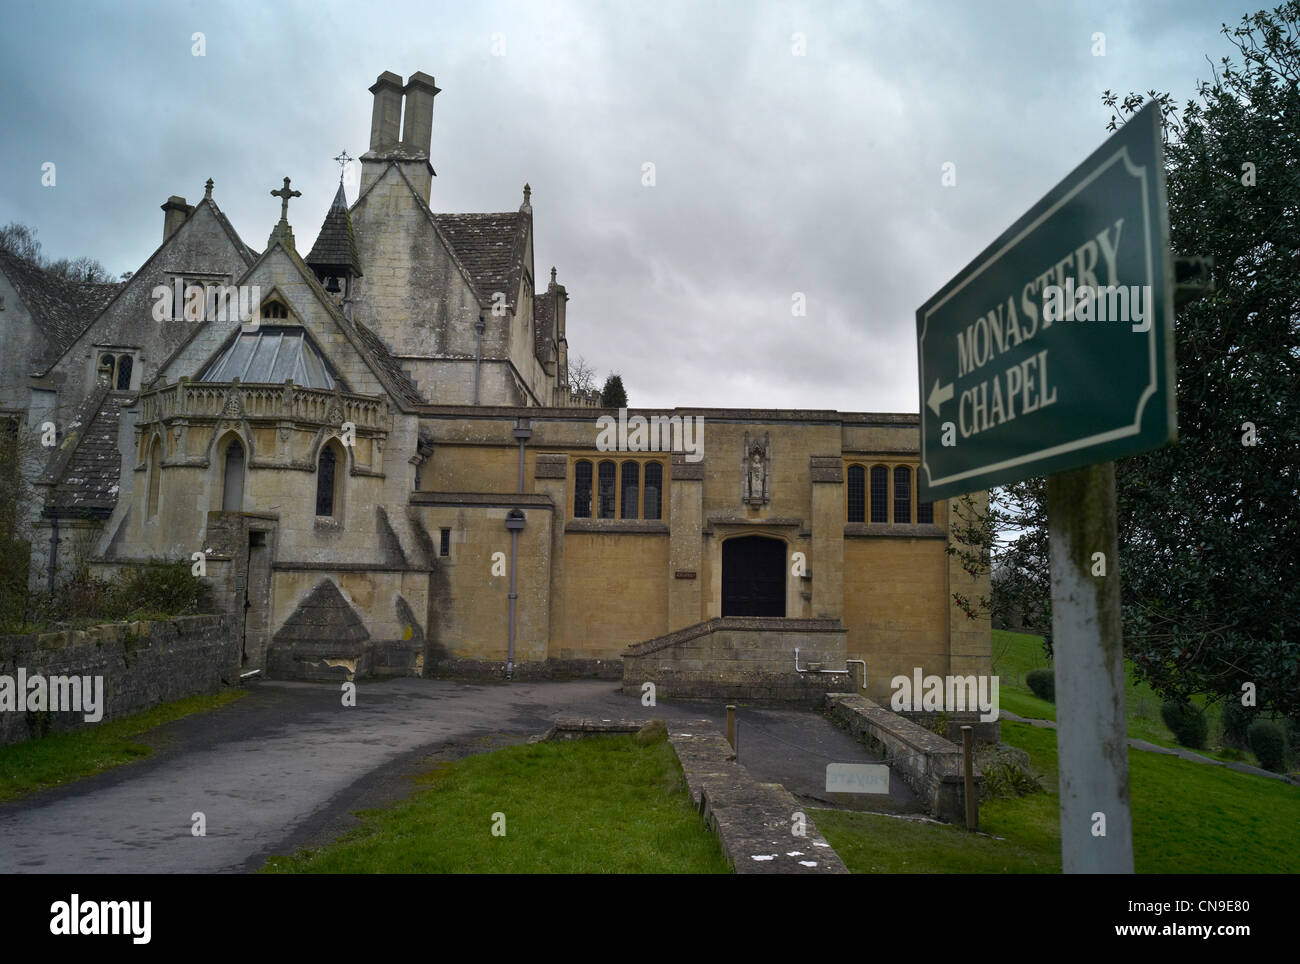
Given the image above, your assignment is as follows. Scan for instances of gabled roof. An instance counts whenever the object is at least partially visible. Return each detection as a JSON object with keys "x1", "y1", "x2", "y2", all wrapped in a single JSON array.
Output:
[
  {"x1": 36, "y1": 192, "x2": 257, "y2": 377},
  {"x1": 430, "y1": 212, "x2": 526, "y2": 306},
  {"x1": 305, "y1": 183, "x2": 363, "y2": 276},
  {"x1": 351, "y1": 162, "x2": 531, "y2": 312},
  {"x1": 160, "y1": 235, "x2": 424, "y2": 409},
  {"x1": 40, "y1": 385, "x2": 128, "y2": 518},
  {"x1": 0, "y1": 249, "x2": 124, "y2": 372}
]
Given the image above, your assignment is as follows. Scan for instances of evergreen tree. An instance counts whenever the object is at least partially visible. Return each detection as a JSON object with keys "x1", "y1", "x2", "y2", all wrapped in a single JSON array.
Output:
[{"x1": 600, "y1": 373, "x2": 628, "y2": 408}]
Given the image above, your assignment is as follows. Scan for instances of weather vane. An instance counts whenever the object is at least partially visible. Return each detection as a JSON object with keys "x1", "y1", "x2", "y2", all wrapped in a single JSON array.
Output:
[{"x1": 334, "y1": 150, "x2": 354, "y2": 184}]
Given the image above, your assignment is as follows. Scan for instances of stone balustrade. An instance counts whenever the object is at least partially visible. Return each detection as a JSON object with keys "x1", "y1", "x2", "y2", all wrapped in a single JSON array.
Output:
[{"x1": 137, "y1": 378, "x2": 390, "y2": 433}]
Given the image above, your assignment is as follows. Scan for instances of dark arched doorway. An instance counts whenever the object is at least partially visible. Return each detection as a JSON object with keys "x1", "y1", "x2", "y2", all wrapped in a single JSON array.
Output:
[{"x1": 722, "y1": 535, "x2": 786, "y2": 617}]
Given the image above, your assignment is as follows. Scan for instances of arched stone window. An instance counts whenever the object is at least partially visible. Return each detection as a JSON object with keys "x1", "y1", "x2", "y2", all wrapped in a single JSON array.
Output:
[
  {"x1": 620, "y1": 460, "x2": 639, "y2": 518},
  {"x1": 147, "y1": 437, "x2": 161, "y2": 519},
  {"x1": 262, "y1": 300, "x2": 288, "y2": 319},
  {"x1": 847, "y1": 464, "x2": 865, "y2": 522},
  {"x1": 309, "y1": 444, "x2": 340, "y2": 522},
  {"x1": 644, "y1": 462, "x2": 663, "y2": 521},
  {"x1": 869, "y1": 465, "x2": 888, "y2": 523},
  {"x1": 893, "y1": 465, "x2": 912, "y2": 524},
  {"x1": 597, "y1": 461, "x2": 616, "y2": 519},
  {"x1": 221, "y1": 437, "x2": 245, "y2": 512},
  {"x1": 573, "y1": 460, "x2": 592, "y2": 518}
]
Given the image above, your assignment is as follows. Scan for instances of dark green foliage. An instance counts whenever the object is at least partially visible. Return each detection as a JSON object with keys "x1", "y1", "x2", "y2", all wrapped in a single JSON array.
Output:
[
  {"x1": 1105, "y1": 10, "x2": 1300, "y2": 720},
  {"x1": 600, "y1": 373, "x2": 628, "y2": 408},
  {"x1": 999, "y1": 9, "x2": 1300, "y2": 719},
  {"x1": 1247, "y1": 719, "x2": 1286, "y2": 772},
  {"x1": 1025, "y1": 668, "x2": 1055, "y2": 703},
  {"x1": 1, "y1": 559, "x2": 202, "y2": 633},
  {"x1": 1160, "y1": 700, "x2": 1208, "y2": 750},
  {"x1": 1220, "y1": 700, "x2": 1256, "y2": 749}
]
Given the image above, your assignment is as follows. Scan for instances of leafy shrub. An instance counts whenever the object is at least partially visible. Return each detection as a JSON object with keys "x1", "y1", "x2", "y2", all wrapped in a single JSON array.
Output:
[
  {"x1": 979, "y1": 745, "x2": 1043, "y2": 798},
  {"x1": 1161, "y1": 700, "x2": 1208, "y2": 750},
  {"x1": 112, "y1": 560, "x2": 201, "y2": 619},
  {"x1": 1220, "y1": 701, "x2": 1256, "y2": 749},
  {"x1": 1247, "y1": 719, "x2": 1286, "y2": 772},
  {"x1": 1025, "y1": 668, "x2": 1055, "y2": 702}
]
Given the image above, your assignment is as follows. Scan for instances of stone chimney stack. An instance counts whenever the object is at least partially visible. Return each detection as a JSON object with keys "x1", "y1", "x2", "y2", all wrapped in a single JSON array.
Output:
[
  {"x1": 368, "y1": 71, "x2": 404, "y2": 153},
  {"x1": 400, "y1": 71, "x2": 440, "y2": 156},
  {"x1": 360, "y1": 70, "x2": 439, "y2": 203},
  {"x1": 161, "y1": 196, "x2": 191, "y2": 242}
]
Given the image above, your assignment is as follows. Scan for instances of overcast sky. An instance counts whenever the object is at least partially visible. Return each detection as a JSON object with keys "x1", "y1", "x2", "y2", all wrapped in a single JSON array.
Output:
[{"x1": 0, "y1": 0, "x2": 1252, "y2": 412}]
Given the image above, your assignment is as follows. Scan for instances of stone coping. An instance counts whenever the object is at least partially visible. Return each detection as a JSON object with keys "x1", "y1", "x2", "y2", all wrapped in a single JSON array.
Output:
[
  {"x1": 544, "y1": 717, "x2": 848, "y2": 874},
  {"x1": 413, "y1": 405, "x2": 919, "y2": 426},
  {"x1": 624, "y1": 617, "x2": 846, "y2": 658}
]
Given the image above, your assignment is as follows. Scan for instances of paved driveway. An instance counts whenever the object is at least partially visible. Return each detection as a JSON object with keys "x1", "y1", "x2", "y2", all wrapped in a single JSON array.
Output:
[{"x1": 0, "y1": 678, "x2": 908, "y2": 873}]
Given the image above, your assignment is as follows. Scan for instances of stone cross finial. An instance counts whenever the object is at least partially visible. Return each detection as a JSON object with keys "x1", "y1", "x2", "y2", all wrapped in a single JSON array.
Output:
[
  {"x1": 204, "y1": 178, "x2": 214, "y2": 200},
  {"x1": 550, "y1": 266, "x2": 557, "y2": 285},
  {"x1": 271, "y1": 176, "x2": 301, "y2": 221},
  {"x1": 522, "y1": 183, "x2": 531, "y2": 208},
  {"x1": 334, "y1": 150, "x2": 353, "y2": 183}
]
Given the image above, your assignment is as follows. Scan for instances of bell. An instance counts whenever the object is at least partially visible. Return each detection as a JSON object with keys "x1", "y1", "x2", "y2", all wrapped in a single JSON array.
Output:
[{"x1": 325, "y1": 274, "x2": 341, "y2": 293}]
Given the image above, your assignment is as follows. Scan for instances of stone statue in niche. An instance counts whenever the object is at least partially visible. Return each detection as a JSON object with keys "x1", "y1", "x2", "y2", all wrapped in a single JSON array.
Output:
[{"x1": 742, "y1": 431, "x2": 771, "y2": 505}]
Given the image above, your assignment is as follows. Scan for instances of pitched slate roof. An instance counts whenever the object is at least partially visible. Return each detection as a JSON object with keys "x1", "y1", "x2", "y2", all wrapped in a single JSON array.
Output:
[
  {"x1": 353, "y1": 318, "x2": 423, "y2": 405},
  {"x1": 534, "y1": 289, "x2": 555, "y2": 364},
  {"x1": 0, "y1": 249, "x2": 124, "y2": 372},
  {"x1": 305, "y1": 183, "x2": 363, "y2": 276},
  {"x1": 430, "y1": 212, "x2": 525, "y2": 307},
  {"x1": 43, "y1": 387, "x2": 129, "y2": 518}
]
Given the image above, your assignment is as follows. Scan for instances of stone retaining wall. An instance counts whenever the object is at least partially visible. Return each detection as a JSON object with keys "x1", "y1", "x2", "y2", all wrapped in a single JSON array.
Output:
[
  {"x1": 827, "y1": 693, "x2": 982, "y2": 824},
  {"x1": 622, "y1": 617, "x2": 852, "y2": 706},
  {"x1": 545, "y1": 715, "x2": 848, "y2": 873},
  {"x1": 0, "y1": 614, "x2": 239, "y2": 746}
]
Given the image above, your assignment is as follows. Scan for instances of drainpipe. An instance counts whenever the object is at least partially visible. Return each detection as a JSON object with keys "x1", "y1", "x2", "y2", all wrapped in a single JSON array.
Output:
[
  {"x1": 473, "y1": 315, "x2": 485, "y2": 406},
  {"x1": 504, "y1": 509, "x2": 525, "y2": 679},
  {"x1": 47, "y1": 515, "x2": 60, "y2": 592},
  {"x1": 503, "y1": 420, "x2": 532, "y2": 680}
]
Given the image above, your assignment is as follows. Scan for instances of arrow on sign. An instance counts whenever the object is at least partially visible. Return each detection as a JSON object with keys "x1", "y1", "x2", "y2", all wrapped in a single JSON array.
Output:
[{"x1": 927, "y1": 378, "x2": 954, "y2": 417}]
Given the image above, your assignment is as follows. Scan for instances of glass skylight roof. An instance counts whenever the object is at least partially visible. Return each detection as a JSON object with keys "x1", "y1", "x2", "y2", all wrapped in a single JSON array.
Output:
[{"x1": 199, "y1": 327, "x2": 336, "y2": 388}]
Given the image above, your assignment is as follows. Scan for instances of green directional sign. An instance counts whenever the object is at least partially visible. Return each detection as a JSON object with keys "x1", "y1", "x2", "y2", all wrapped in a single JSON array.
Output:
[{"x1": 916, "y1": 102, "x2": 1177, "y2": 501}]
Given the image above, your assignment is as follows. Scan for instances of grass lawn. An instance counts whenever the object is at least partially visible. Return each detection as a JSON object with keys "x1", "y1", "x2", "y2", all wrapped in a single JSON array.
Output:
[
  {"x1": 263, "y1": 734, "x2": 732, "y2": 873},
  {"x1": 0, "y1": 689, "x2": 245, "y2": 802},
  {"x1": 816, "y1": 719, "x2": 1300, "y2": 873},
  {"x1": 993, "y1": 629, "x2": 1252, "y2": 762}
]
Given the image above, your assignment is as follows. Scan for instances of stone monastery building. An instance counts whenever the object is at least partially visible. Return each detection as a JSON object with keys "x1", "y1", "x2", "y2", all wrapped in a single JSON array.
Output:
[{"x1": 1, "y1": 71, "x2": 990, "y2": 704}]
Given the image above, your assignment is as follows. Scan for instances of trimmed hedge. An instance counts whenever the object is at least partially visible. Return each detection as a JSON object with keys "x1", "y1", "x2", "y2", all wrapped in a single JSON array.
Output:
[
  {"x1": 1160, "y1": 700, "x2": 1208, "y2": 750},
  {"x1": 1247, "y1": 720, "x2": 1286, "y2": 772},
  {"x1": 1025, "y1": 668, "x2": 1055, "y2": 703}
]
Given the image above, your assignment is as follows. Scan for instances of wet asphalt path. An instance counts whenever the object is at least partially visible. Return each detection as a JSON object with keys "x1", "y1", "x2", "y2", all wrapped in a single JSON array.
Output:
[{"x1": 0, "y1": 679, "x2": 911, "y2": 873}]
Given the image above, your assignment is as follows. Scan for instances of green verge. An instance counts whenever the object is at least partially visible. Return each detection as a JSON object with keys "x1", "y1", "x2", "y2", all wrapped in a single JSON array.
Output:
[
  {"x1": 263, "y1": 734, "x2": 732, "y2": 874},
  {"x1": 0, "y1": 689, "x2": 245, "y2": 801},
  {"x1": 993, "y1": 629, "x2": 1249, "y2": 762},
  {"x1": 816, "y1": 719, "x2": 1300, "y2": 873}
]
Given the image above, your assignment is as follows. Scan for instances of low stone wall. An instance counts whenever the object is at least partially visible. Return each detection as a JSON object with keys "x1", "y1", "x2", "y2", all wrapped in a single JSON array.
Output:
[
  {"x1": 622, "y1": 617, "x2": 852, "y2": 706},
  {"x1": 0, "y1": 614, "x2": 239, "y2": 747},
  {"x1": 827, "y1": 693, "x2": 982, "y2": 824}
]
